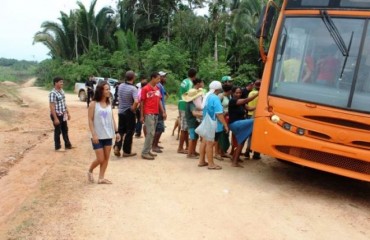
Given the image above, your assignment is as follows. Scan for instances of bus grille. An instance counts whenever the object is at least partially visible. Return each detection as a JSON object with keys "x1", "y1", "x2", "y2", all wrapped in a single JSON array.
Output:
[{"x1": 275, "y1": 146, "x2": 370, "y2": 175}]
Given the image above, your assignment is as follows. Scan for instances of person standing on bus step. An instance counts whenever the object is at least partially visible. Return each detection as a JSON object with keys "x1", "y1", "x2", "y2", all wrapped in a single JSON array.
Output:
[
  {"x1": 228, "y1": 86, "x2": 258, "y2": 167},
  {"x1": 49, "y1": 76, "x2": 73, "y2": 152},
  {"x1": 85, "y1": 75, "x2": 96, "y2": 108},
  {"x1": 141, "y1": 72, "x2": 167, "y2": 160},
  {"x1": 87, "y1": 81, "x2": 120, "y2": 184},
  {"x1": 113, "y1": 70, "x2": 138, "y2": 157},
  {"x1": 177, "y1": 68, "x2": 197, "y2": 154},
  {"x1": 246, "y1": 79, "x2": 261, "y2": 160},
  {"x1": 152, "y1": 71, "x2": 168, "y2": 153}
]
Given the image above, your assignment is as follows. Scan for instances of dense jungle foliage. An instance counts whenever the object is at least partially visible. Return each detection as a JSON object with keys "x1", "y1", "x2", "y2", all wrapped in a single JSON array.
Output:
[{"x1": 33, "y1": 0, "x2": 276, "y2": 92}]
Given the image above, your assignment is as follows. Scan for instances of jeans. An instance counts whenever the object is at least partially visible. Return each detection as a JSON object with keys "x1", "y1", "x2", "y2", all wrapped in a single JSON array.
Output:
[
  {"x1": 115, "y1": 109, "x2": 136, "y2": 154},
  {"x1": 51, "y1": 115, "x2": 71, "y2": 150},
  {"x1": 87, "y1": 90, "x2": 94, "y2": 107},
  {"x1": 142, "y1": 114, "x2": 158, "y2": 154},
  {"x1": 135, "y1": 109, "x2": 142, "y2": 136}
]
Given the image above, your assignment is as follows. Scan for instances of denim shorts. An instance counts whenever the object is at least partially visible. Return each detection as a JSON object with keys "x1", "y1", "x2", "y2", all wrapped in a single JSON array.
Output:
[{"x1": 91, "y1": 138, "x2": 112, "y2": 150}]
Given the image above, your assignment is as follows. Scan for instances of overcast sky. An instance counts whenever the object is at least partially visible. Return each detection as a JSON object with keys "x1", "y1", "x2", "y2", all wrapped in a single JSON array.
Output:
[
  {"x1": 0, "y1": 0, "x2": 207, "y2": 62},
  {"x1": 0, "y1": 0, "x2": 116, "y2": 62}
]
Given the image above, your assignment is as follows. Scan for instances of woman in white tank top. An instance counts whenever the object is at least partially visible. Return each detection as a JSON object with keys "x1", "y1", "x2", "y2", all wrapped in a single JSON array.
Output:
[{"x1": 87, "y1": 81, "x2": 120, "y2": 184}]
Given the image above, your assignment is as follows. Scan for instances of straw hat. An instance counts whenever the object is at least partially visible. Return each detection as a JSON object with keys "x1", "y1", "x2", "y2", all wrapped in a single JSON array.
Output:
[{"x1": 182, "y1": 88, "x2": 204, "y2": 102}]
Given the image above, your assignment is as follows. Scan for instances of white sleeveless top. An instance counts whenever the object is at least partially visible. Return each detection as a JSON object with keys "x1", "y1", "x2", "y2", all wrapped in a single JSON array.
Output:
[{"x1": 93, "y1": 102, "x2": 115, "y2": 139}]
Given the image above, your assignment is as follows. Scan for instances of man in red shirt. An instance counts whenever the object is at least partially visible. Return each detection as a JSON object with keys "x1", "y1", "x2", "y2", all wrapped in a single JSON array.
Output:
[{"x1": 140, "y1": 72, "x2": 167, "y2": 160}]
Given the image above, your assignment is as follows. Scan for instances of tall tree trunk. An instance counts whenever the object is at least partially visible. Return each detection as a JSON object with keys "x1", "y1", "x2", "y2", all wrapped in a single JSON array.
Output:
[{"x1": 214, "y1": 33, "x2": 218, "y2": 62}]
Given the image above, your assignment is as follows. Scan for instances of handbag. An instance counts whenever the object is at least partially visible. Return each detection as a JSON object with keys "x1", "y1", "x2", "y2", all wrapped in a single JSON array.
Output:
[{"x1": 195, "y1": 112, "x2": 217, "y2": 141}]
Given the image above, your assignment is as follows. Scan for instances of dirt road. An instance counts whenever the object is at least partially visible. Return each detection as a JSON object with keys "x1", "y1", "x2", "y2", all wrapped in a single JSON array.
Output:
[{"x1": 0, "y1": 81, "x2": 369, "y2": 239}]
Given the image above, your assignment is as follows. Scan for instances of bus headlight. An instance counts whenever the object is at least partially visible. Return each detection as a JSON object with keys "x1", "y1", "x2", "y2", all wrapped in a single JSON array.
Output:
[
  {"x1": 271, "y1": 115, "x2": 280, "y2": 123},
  {"x1": 296, "y1": 128, "x2": 305, "y2": 135}
]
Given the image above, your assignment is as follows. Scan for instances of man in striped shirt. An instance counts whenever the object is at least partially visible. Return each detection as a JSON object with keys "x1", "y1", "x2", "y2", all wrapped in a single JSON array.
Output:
[
  {"x1": 49, "y1": 76, "x2": 72, "y2": 152},
  {"x1": 113, "y1": 70, "x2": 139, "y2": 157}
]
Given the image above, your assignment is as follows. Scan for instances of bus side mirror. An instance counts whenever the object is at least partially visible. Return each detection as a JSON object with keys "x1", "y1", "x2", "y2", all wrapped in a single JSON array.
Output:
[{"x1": 256, "y1": 6, "x2": 276, "y2": 39}]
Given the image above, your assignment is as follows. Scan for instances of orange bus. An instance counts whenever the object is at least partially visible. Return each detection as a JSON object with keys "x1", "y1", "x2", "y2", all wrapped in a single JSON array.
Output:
[{"x1": 253, "y1": 0, "x2": 370, "y2": 182}]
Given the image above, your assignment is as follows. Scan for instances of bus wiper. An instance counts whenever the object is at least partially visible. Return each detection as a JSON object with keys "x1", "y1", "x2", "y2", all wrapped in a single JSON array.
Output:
[
  {"x1": 320, "y1": 10, "x2": 349, "y2": 57},
  {"x1": 339, "y1": 32, "x2": 353, "y2": 81}
]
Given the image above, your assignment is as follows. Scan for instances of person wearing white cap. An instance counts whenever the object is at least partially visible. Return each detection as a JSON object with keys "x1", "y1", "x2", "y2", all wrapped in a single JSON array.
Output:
[{"x1": 198, "y1": 81, "x2": 229, "y2": 170}]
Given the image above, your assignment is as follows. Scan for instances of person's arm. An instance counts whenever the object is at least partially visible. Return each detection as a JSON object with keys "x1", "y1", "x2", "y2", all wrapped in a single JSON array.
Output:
[
  {"x1": 236, "y1": 92, "x2": 259, "y2": 105},
  {"x1": 131, "y1": 88, "x2": 139, "y2": 112},
  {"x1": 216, "y1": 113, "x2": 229, "y2": 133},
  {"x1": 88, "y1": 101, "x2": 99, "y2": 144},
  {"x1": 159, "y1": 101, "x2": 167, "y2": 120},
  {"x1": 111, "y1": 107, "x2": 121, "y2": 142},
  {"x1": 49, "y1": 102, "x2": 60, "y2": 126},
  {"x1": 191, "y1": 110, "x2": 203, "y2": 118}
]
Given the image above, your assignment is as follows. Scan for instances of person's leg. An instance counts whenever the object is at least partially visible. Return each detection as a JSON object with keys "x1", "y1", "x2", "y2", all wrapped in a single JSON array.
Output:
[
  {"x1": 60, "y1": 116, "x2": 72, "y2": 148},
  {"x1": 177, "y1": 111, "x2": 188, "y2": 153},
  {"x1": 87, "y1": 91, "x2": 91, "y2": 107},
  {"x1": 135, "y1": 109, "x2": 142, "y2": 137},
  {"x1": 198, "y1": 138, "x2": 207, "y2": 166},
  {"x1": 187, "y1": 128, "x2": 198, "y2": 158},
  {"x1": 232, "y1": 144, "x2": 244, "y2": 168},
  {"x1": 51, "y1": 115, "x2": 62, "y2": 150},
  {"x1": 114, "y1": 113, "x2": 124, "y2": 156},
  {"x1": 123, "y1": 110, "x2": 136, "y2": 154},
  {"x1": 88, "y1": 140, "x2": 105, "y2": 183},
  {"x1": 98, "y1": 143, "x2": 112, "y2": 182},
  {"x1": 142, "y1": 115, "x2": 156, "y2": 158},
  {"x1": 152, "y1": 116, "x2": 164, "y2": 152},
  {"x1": 206, "y1": 141, "x2": 221, "y2": 169}
]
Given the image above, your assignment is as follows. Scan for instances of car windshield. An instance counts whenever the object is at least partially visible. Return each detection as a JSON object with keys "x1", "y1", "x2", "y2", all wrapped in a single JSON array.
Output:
[{"x1": 270, "y1": 16, "x2": 370, "y2": 113}]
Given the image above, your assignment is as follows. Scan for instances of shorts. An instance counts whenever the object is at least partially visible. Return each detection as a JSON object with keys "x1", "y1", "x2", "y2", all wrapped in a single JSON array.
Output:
[
  {"x1": 156, "y1": 114, "x2": 165, "y2": 133},
  {"x1": 188, "y1": 128, "x2": 199, "y2": 140},
  {"x1": 179, "y1": 110, "x2": 188, "y2": 131},
  {"x1": 91, "y1": 138, "x2": 112, "y2": 150},
  {"x1": 214, "y1": 132, "x2": 222, "y2": 142}
]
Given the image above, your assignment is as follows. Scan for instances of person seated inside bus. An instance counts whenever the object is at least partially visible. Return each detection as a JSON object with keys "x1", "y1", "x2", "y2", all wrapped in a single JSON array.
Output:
[
  {"x1": 282, "y1": 50, "x2": 302, "y2": 82},
  {"x1": 315, "y1": 45, "x2": 340, "y2": 86}
]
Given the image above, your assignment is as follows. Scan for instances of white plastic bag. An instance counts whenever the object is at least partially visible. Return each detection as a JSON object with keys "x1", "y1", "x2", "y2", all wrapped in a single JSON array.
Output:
[{"x1": 195, "y1": 112, "x2": 217, "y2": 141}]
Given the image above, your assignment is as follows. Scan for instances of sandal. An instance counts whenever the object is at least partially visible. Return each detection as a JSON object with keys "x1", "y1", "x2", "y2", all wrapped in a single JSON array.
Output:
[
  {"x1": 87, "y1": 171, "x2": 94, "y2": 183},
  {"x1": 214, "y1": 155, "x2": 224, "y2": 161},
  {"x1": 177, "y1": 149, "x2": 188, "y2": 154},
  {"x1": 208, "y1": 165, "x2": 222, "y2": 170},
  {"x1": 232, "y1": 163, "x2": 244, "y2": 168},
  {"x1": 98, "y1": 178, "x2": 112, "y2": 184},
  {"x1": 198, "y1": 162, "x2": 209, "y2": 167}
]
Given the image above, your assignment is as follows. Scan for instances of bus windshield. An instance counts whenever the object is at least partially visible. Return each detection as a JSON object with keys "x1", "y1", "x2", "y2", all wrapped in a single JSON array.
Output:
[{"x1": 270, "y1": 16, "x2": 370, "y2": 113}]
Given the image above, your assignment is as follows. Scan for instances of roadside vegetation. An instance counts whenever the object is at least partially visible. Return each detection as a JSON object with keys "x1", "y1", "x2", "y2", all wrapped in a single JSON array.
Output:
[
  {"x1": 0, "y1": 58, "x2": 37, "y2": 84},
  {"x1": 32, "y1": 0, "x2": 281, "y2": 93}
]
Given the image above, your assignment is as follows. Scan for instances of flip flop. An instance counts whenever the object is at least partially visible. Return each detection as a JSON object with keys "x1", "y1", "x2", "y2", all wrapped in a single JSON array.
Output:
[
  {"x1": 177, "y1": 149, "x2": 188, "y2": 154},
  {"x1": 198, "y1": 162, "x2": 208, "y2": 167},
  {"x1": 98, "y1": 179, "x2": 112, "y2": 184},
  {"x1": 208, "y1": 165, "x2": 222, "y2": 170}
]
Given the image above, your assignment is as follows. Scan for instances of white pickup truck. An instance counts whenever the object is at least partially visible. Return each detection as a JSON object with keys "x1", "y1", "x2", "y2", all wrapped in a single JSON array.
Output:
[{"x1": 74, "y1": 77, "x2": 118, "y2": 101}]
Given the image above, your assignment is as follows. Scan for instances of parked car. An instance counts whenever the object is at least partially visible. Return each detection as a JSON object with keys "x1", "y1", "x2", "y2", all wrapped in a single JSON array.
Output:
[{"x1": 74, "y1": 77, "x2": 118, "y2": 102}]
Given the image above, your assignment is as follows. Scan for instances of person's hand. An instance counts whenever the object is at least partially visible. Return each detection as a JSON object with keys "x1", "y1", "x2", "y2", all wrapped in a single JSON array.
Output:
[
  {"x1": 115, "y1": 133, "x2": 121, "y2": 142},
  {"x1": 162, "y1": 112, "x2": 167, "y2": 120},
  {"x1": 53, "y1": 118, "x2": 60, "y2": 126},
  {"x1": 224, "y1": 125, "x2": 229, "y2": 133},
  {"x1": 92, "y1": 134, "x2": 99, "y2": 144},
  {"x1": 67, "y1": 113, "x2": 71, "y2": 120},
  {"x1": 140, "y1": 116, "x2": 144, "y2": 124}
]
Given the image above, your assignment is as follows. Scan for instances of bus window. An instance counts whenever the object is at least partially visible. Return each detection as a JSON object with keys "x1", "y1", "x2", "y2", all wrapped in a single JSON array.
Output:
[
  {"x1": 271, "y1": 17, "x2": 365, "y2": 111},
  {"x1": 352, "y1": 23, "x2": 370, "y2": 112}
]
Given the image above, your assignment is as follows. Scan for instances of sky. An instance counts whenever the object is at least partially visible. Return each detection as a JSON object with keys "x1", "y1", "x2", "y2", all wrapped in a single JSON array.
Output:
[
  {"x1": 0, "y1": 0, "x2": 207, "y2": 62},
  {"x1": 0, "y1": 0, "x2": 116, "y2": 62}
]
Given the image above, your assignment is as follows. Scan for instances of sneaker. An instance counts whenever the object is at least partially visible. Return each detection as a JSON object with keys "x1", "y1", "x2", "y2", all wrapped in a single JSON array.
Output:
[
  {"x1": 148, "y1": 152, "x2": 157, "y2": 157},
  {"x1": 113, "y1": 146, "x2": 120, "y2": 157},
  {"x1": 122, "y1": 152, "x2": 137, "y2": 157},
  {"x1": 55, "y1": 148, "x2": 65, "y2": 152},
  {"x1": 252, "y1": 155, "x2": 261, "y2": 160},
  {"x1": 142, "y1": 154, "x2": 155, "y2": 160},
  {"x1": 152, "y1": 148, "x2": 163, "y2": 153}
]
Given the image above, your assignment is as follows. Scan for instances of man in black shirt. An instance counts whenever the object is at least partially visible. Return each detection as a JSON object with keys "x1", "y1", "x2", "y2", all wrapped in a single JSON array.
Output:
[{"x1": 85, "y1": 75, "x2": 96, "y2": 107}]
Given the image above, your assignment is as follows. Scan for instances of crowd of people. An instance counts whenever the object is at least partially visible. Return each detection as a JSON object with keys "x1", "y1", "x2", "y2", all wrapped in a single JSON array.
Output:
[{"x1": 48, "y1": 69, "x2": 262, "y2": 184}]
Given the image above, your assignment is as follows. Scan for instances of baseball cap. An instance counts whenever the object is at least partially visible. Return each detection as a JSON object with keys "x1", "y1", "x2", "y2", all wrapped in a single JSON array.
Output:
[
  {"x1": 158, "y1": 71, "x2": 167, "y2": 76},
  {"x1": 221, "y1": 76, "x2": 233, "y2": 82}
]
